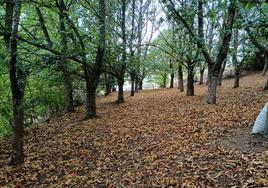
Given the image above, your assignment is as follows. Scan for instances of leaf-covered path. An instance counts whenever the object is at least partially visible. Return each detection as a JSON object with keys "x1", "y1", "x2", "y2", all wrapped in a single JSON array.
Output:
[{"x1": 1, "y1": 73, "x2": 268, "y2": 187}]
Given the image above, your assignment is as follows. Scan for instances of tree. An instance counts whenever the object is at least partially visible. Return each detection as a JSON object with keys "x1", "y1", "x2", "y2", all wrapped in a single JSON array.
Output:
[
  {"x1": 217, "y1": 59, "x2": 227, "y2": 86},
  {"x1": 129, "y1": 0, "x2": 137, "y2": 96},
  {"x1": 169, "y1": 60, "x2": 174, "y2": 88},
  {"x1": 52, "y1": 0, "x2": 106, "y2": 118},
  {"x1": 84, "y1": 0, "x2": 106, "y2": 117},
  {"x1": 232, "y1": 27, "x2": 249, "y2": 88},
  {"x1": 164, "y1": 0, "x2": 237, "y2": 104},
  {"x1": 57, "y1": 0, "x2": 74, "y2": 112},
  {"x1": 107, "y1": 0, "x2": 127, "y2": 103},
  {"x1": 5, "y1": 0, "x2": 26, "y2": 165},
  {"x1": 0, "y1": 0, "x2": 107, "y2": 164},
  {"x1": 239, "y1": 1, "x2": 268, "y2": 89},
  {"x1": 178, "y1": 63, "x2": 184, "y2": 92}
]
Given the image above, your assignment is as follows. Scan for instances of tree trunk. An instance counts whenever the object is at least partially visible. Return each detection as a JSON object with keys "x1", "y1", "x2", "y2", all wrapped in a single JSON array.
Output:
[
  {"x1": 206, "y1": 76, "x2": 218, "y2": 104},
  {"x1": 135, "y1": 0, "x2": 143, "y2": 92},
  {"x1": 218, "y1": 60, "x2": 227, "y2": 86},
  {"x1": 112, "y1": 86, "x2": 116, "y2": 92},
  {"x1": 35, "y1": 7, "x2": 53, "y2": 49},
  {"x1": 11, "y1": 92, "x2": 25, "y2": 165},
  {"x1": 263, "y1": 57, "x2": 268, "y2": 76},
  {"x1": 129, "y1": 0, "x2": 136, "y2": 95},
  {"x1": 85, "y1": 86, "x2": 97, "y2": 119},
  {"x1": 264, "y1": 77, "x2": 268, "y2": 90},
  {"x1": 63, "y1": 71, "x2": 74, "y2": 112},
  {"x1": 206, "y1": 64, "x2": 212, "y2": 86},
  {"x1": 135, "y1": 78, "x2": 139, "y2": 93},
  {"x1": 59, "y1": 1, "x2": 74, "y2": 113},
  {"x1": 206, "y1": 1, "x2": 236, "y2": 104},
  {"x1": 186, "y1": 64, "x2": 194, "y2": 96},
  {"x1": 170, "y1": 61, "x2": 174, "y2": 88},
  {"x1": 83, "y1": 68, "x2": 97, "y2": 119},
  {"x1": 84, "y1": 77, "x2": 102, "y2": 120},
  {"x1": 233, "y1": 67, "x2": 240, "y2": 88},
  {"x1": 167, "y1": 0, "x2": 235, "y2": 104},
  {"x1": 83, "y1": 0, "x2": 106, "y2": 119},
  {"x1": 104, "y1": 74, "x2": 112, "y2": 96},
  {"x1": 162, "y1": 73, "x2": 167, "y2": 88},
  {"x1": 170, "y1": 73, "x2": 174, "y2": 88},
  {"x1": 138, "y1": 79, "x2": 143, "y2": 90},
  {"x1": 232, "y1": 26, "x2": 239, "y2": 89},
  {"x1": 130, "y1": 75, "x2": 135, "y2": 96},
  {"x1": 178, "y1": 64, "x2": 184, "y2": 92},
  {"x1": 117, "y1": 0, "x2": 127, "y2": 102},
  {"x1": 199, "y1": 67, "x2": 205, "y2": 85},
  {"x1": 105, "y1": 85, "x2": 111, "y2": 96},
  {"x1": 11, "y1": 64, "x2": 26, "y2": 165},
  {"x1": 7, "y1": 0, "x2": 25, "y2": 165},
  {"x1": 117, "y1": 79, "x2": 124, "y2": 103}
]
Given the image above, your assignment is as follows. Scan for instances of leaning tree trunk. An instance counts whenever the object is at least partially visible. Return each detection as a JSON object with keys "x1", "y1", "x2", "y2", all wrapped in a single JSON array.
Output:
[
  {"x1": 178, "y1": 64, "x2": 184, "y2": 92},
  {"x1": 205, "y1": 0, "x2": 236, "y2": 104},
  {"x1": 218, "y1": 60, "x2": 227, "y2": 86},
  {"x1": 186, "y1": 64, "x2": 194, "y2": 96}
]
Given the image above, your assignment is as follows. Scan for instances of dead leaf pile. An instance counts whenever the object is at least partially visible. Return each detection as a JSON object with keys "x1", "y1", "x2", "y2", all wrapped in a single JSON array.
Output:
[{"x1": 0, "y1": 73, "x2": 268, "y2": 187}]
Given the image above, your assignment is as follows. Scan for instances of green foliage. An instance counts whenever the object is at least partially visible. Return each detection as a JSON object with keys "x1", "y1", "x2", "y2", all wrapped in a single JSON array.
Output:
[
  {"x1": 24, "y1": 71, "x2": 66, "y2": 123},
  {"x1": 0, "y1": 74, "x2": 12, "y2": 137},
  {"x1": 153, "y1": 74, "x2": 170, "y2": 88},
  {"x1": 261, "y1": 2, "x2": 268, "y2": 14},
  {"x1": 242, "y1": 53, "x2": 264, "y2": 71},
  {"x1": 0, "y1": 67, "x2": 68, "y2": 137},
  {"x1": 0, "y1": 45, "x2": 12, "y2": 137}
]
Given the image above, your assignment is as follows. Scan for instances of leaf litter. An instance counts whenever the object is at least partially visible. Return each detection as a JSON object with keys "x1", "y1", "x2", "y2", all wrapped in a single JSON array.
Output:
[{"x1": 0, "y1": 73, "x2": 268, "y2": 187}]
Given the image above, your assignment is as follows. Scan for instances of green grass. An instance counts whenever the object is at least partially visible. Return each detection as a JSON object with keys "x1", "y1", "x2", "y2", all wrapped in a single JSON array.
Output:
[{"x1": 0, "y1": 118, "x2": 12, "y2": 138}]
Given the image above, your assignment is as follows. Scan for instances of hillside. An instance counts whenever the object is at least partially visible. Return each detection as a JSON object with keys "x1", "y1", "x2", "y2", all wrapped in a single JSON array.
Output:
[{"x1": 1, "y1": 73, "x2": 268, "y2": 187}]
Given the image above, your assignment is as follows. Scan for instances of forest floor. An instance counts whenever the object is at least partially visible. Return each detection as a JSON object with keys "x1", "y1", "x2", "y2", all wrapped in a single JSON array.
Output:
[{"x1": 1, "y1": 73, "x2": 268, "y2": 187}]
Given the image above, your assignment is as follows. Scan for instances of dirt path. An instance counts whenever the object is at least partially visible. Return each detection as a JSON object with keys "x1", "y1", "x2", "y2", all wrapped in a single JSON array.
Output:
[{"x1": 0, "y1": 73, "x2": 268, "y2": 187}]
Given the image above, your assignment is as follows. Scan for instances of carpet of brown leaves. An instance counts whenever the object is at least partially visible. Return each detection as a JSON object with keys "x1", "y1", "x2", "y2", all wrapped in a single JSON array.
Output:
[{"x1": 1, "y1": 73, "x2": 268, "y2": 187}]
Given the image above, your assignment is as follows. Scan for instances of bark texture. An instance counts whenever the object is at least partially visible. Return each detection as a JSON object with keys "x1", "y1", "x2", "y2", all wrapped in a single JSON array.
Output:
[
  {"x1": 178, "y1": 64, "x2": 184, "y2": 92},
  {"x1": 6, "y1": 0, "x2": 26, "y2": 165}
]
